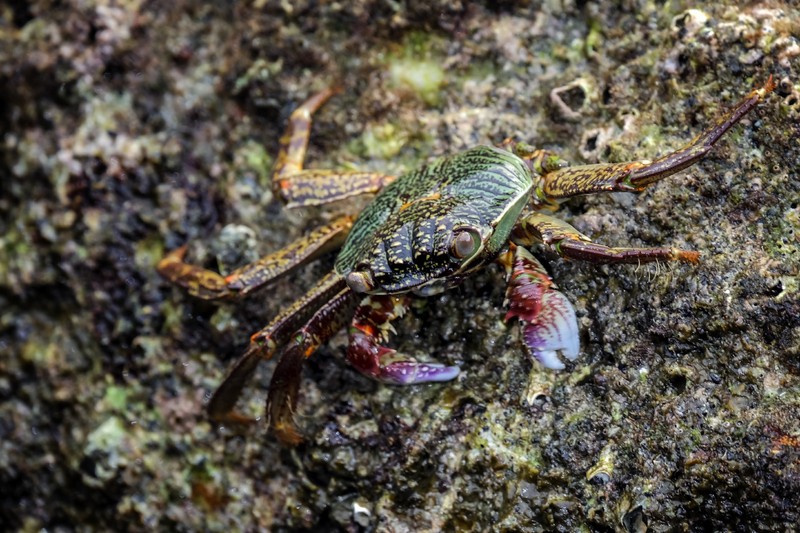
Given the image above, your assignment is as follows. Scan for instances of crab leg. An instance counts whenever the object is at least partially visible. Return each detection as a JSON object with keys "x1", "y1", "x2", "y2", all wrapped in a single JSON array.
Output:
[
  {"x1": 273, "y1": 87, "x2": 395, "y2": 208},
  {"x1": 513, "y1": 212, "x2": 700, "y2": 265},
  {"x1": 498, "y1": 243, "x2": 579, "y2": 369},
  {"x1": 157, "y1": 215, "x2": 353, "y2": 300},
  {"x1": 347, "y1": 295, "x2": 461, "y2": 384},
  {"x1": 159, "y1": 87, "x2": 401, "y2": 300},
  {"x1": 535, "y1": 79, "x2": 775, "y2": 202},
  {"x1": 207, "y1": 271, "x2": 347, "y2": 424},
  {"x1": 276, "y1": 170, "x2": 397, "y2": 208},
  {"x1": 266, "y1": 286, "x2": 359, "y2": 445}
]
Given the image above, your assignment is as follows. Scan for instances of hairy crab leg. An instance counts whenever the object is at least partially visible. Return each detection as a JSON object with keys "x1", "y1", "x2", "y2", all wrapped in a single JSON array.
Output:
[
  {"x1": 157, "y1": 215, "x2": 353, "y2": 300},
  {"x1": 207, "y1": 271, "x2": 347, "y2": 424},
  {"x1": 534, "y1": 79, "x2": 775, "y2": 203},
  {"x1": 273, "y1": 87, "x2": 395, "y2": 208},
  {"x1": 498, "y1": 243, "x2": 579, "y2": 369},
  {"x1": 266, "y1": 287, "x2": 359, "y2": 445},
  {"x1": 347, "y1": 295, "x2": 461, "y2": 384},
  {"x1": 513, "y1": 212, "x2": 700, "y2": 264}
]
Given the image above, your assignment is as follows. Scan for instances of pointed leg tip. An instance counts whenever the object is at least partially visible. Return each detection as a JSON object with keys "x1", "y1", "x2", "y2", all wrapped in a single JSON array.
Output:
[
  {"x1": 758, "y1": 75, "x2": 777, "y2": 98},
  {"x1": 273, "y1": 422, "x2": 304, "y2": 446},
  {"x1": 209, "y1": 410, "x2": 258, "y2": 427},
  {"x1": 267, "y1": 398, "x2": 304, "y2": 446},
  {"x1": 163, "y1": 244, "x2": 189, "y2": 262},
  {"x1": 157, "y1": 245, "x2": 187, "y2": 274},
  {"x1": 674, "y1": 249, "x2": 700, "y2": 264}
]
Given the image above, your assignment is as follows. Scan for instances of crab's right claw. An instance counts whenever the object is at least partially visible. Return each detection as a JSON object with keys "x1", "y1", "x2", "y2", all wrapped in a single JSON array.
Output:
[
  {"x1": 346, "y1": 294, "x2": 461, "y2": 385},
  {"x1": 503, "y1": 245, "x2": 580, "y2": 369},
  {"x1": 349, "y1": 341, "x2": 461, "y2": 385}
]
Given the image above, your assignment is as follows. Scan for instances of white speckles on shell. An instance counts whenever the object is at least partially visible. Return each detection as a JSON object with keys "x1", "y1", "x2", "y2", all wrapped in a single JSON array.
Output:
[{"x1": 335, "y1": 145, "x2": 533, "y2": 293}]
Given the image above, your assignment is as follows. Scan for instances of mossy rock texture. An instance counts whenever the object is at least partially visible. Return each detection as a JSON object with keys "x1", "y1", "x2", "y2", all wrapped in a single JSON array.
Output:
[{"x1": 1, "y1": 1, "x2": 799, "y2": 531}]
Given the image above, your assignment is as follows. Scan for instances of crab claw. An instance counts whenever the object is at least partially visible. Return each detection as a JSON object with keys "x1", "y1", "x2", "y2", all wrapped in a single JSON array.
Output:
[
  {"x1": 365, "y1": 345, "x2": 461, "y2": 385},
  {"x1": 503, "y1": 245, "x2": 580, "y2": 369},
  {"x1": 520, "y1": 289, "x2": 579, "y2": 369},
  {"x1": 347, "y1": 294, "x2": 461, "y2": 385}
]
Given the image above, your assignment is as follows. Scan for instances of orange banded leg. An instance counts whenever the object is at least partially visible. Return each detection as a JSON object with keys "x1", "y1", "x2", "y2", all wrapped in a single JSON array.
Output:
[
  {"x1": 157, "y1": 215, "x2": 353, "y2": 300},
  {"x1": 207, "y1": 271, "x2": 347, "y2": 425},
  {"x1": 272, "y1": 87, "x2": 395, "y2": 207},
  {"x1": 513, "y1": 212, "x2": 700, "y2": 265},
  {"x1": 266, "y1": 286, "x2": 359, "y2": 445},
  {"x1": 538, "y1": 78, "x2": 775, "y2": 201}
]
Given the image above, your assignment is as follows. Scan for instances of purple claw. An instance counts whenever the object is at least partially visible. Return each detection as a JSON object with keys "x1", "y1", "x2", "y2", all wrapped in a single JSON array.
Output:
[
  {"x1": 347, "y1": 294, "x2": 461, "y2": 386},
  {"x1": 522, "y1": 290, "x2": 579, "y2": 370},
  {"x1": 379, "y1": 358, "x2": 461, "y2": 385},
  {"x1": 503, "y1": 245, "x2": 580, "y2": 369}
]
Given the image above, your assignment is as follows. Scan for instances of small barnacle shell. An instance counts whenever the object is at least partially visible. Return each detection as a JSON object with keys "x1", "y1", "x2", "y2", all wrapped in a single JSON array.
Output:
[{"x1": 586, "y1": 443, "x2": 615, "y2": 484}]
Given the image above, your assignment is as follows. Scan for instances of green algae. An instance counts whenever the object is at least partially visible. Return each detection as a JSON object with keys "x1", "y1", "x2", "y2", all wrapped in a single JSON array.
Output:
[{"x1": 386, "y1": 32, "x2": 447, "y2": 106}]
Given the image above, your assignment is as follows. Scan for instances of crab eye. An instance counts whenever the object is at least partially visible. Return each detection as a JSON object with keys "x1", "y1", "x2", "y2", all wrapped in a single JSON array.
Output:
[
  {"x1": 450, "y1": 228, "x2": 481, "y2": 259},
  {"x1": 346, "y1": 270, "x2": 375, "y2": 293}
]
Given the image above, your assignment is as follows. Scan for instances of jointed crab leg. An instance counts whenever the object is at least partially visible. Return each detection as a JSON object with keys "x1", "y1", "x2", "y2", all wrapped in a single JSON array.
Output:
[
  {"x1": 158, "y1": 86, "x2": 402, "y2": 299},
  {"x1": 266, "y1": 286, "x2": 359, "y2": 445},
  {"x1": 536, "y1": 79, "x2": 775, "y2": 202},
  {"x1": 273, "y1": 87, "x2": 340, "y2": 183},
  {"x1": 347, "y1": 295, "x2": 461, "y2": 384},
  {"x1": 207, "y1": 271, "x2": 347, "y2": 424},
  {"x1": 513, "y1": 212, "x2": 700, "y2": 264},
  {"x1": 498, "y1": 243, "x2": 579, "y2": 369},
  {"x1": 162, "y1": 87, "x2": 402, "y2": 432},
  {"x1": 276, "y1": 170, "x2": 397, "y2": 208},
  {"x1": 157, "y1": 215, "x2": 354, "y2": 300},
  {"x1": 272, "y1": 87, "x2": 395, "y2": 208}
]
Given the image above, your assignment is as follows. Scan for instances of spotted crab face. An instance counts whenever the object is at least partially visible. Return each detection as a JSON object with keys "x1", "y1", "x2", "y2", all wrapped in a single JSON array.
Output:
[
  {"x1": 334, "y1": 146, "x2": 534, "y2": 296},
  {"x1": 342, "y1": 198, "x2": 493, "y2": 296}
]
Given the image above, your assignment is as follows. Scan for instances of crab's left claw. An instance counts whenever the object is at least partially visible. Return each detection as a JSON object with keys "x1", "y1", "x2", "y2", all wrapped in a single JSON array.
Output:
[{"x1": 502, "y1": 244, "x2": 580, "y2": 369}]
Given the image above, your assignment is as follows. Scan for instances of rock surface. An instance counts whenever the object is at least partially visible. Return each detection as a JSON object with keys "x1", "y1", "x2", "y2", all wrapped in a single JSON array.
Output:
[{"x1": 1, "y1": 1, "x2": 798, "y2": 531}]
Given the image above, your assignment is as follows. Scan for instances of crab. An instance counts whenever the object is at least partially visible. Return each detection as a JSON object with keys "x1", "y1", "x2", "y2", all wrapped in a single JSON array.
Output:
[{"x1": 159, "y1": 79, "x2": 774, "y2": 444}]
